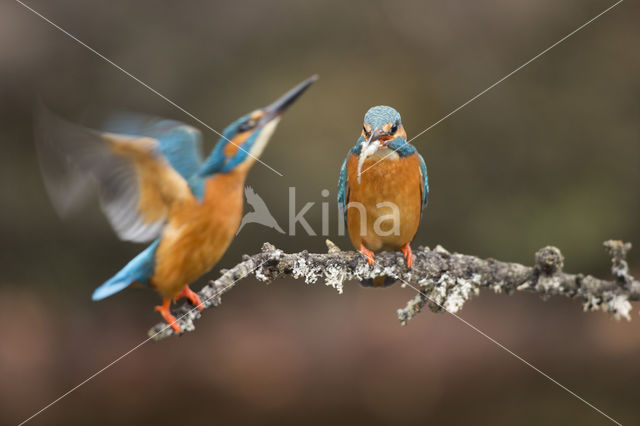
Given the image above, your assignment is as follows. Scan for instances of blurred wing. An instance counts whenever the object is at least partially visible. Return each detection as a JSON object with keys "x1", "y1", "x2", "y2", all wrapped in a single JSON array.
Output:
[
  {"x1": 337, "y1": 154, "x2": 349, "y2": 225},
  {"x1": 102, "y1": 112, "x2": 203, "y2": 179},
  {"x1": 35, "y1": 125, "x2": 93, "y2": 217},
  {"x1": 36, "y1": 106, "x2": 193, "y2": 242},
  {"x1": 418, "y1": 153, "x2": 429, "y2": 216}
]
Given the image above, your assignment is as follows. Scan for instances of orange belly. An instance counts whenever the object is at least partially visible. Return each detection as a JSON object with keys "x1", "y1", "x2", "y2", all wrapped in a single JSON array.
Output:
[
  {"x1": 346, "y1": 151, "x2": 422, "y2": 252},
  {"x1": 151, "y1": 172, "x2": 245, "y2": 299}
]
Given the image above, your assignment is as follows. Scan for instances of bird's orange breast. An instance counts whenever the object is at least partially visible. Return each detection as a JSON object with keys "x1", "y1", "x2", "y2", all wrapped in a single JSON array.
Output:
[
  {"x1": 151, "y1": 170, "x2": 247, "y2": 299},
  {"x1": 346, "y1": 151, "x2": 422, "y2": 252}
]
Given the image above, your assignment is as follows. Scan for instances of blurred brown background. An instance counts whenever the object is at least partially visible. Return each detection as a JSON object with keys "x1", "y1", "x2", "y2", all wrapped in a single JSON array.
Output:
[{"x1": 1, "y1": 0, "x2": 639, "y2": 424}]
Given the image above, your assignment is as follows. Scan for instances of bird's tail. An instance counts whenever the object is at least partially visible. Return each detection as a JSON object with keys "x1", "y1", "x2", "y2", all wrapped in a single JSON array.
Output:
[
  {"x1": 360, "y1": 276, "x2": 396, "y2": 287},
  {"x1": 92, "y1": 240, "x2": 160, "y2": 301}
]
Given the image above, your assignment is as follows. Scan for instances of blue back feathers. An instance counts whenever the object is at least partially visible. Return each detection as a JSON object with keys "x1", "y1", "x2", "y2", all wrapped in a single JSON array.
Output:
[{"x1": 103, "y1": 113, "x2": 203, "y2": 180}]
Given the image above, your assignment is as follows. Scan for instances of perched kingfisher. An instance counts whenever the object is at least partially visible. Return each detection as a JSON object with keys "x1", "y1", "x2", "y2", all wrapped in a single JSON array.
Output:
[
  {"x1": 338, "y1": 106, "x2": 428, "y2": 286},
  {"x1": 36, "y1": 76, "x2": 317, "y2": 332}
]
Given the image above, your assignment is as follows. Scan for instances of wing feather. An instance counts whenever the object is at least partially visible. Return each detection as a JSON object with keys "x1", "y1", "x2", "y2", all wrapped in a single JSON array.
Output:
[
  {"x1": 418, "y1": 153, "x2": 429, "y2": 217},
  {"x1": 36, "y1": 106, "x2": 192, "y2": 243},
  {"x1": 337, "y1": 154, "x2": 350, "y2": 226},
  {"x1": 102, "y1": 112, "x2": 203, "y2": 179}
]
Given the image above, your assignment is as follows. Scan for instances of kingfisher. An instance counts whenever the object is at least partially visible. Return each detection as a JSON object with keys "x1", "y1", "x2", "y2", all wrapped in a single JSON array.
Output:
[
  {"x1": 36, "y1": 76, "x2": 317, "y2": 332},
  {"x1": 337, "y1": 106, "x2": 428, "y2": 286}
]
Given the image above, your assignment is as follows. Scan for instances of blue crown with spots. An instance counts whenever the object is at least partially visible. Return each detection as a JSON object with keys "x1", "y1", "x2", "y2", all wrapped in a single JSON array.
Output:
[{"x1": 364, "y1": 106, "x2": 402, "y2": 129}]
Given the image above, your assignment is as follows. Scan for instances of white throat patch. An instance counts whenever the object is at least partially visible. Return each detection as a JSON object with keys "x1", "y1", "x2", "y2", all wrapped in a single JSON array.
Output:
[{"x1": 250, "y1": 117, "x2": 281, "y2": 159}]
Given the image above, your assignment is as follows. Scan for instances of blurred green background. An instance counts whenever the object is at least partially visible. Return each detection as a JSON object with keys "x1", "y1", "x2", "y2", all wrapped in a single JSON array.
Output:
[{"x1": 1, "y1": 0, "x2": 639, "y2": 424}]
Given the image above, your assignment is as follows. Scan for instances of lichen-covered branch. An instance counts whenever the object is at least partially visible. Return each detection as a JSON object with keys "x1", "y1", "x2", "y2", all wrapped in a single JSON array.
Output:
[{"x1": 148, "y1": 240, "x2": 639, "y2": 341}]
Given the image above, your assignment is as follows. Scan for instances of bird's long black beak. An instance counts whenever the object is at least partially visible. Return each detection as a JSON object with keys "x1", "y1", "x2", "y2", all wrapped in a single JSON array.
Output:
[{"x1": 260, "y1": 75, "x2": 318, "y2": 125}]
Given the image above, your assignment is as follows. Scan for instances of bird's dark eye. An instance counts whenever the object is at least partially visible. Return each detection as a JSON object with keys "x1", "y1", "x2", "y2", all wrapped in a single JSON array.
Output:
[
  {"x1": 363, "y1": 126, "x2": 371, "y2": 137},
  {"x1": 239, "y1": 119, "x2": 256, "y2": 132},
  {"x1": 391, "y1": 122, "x2": 398, "y2": 133}
]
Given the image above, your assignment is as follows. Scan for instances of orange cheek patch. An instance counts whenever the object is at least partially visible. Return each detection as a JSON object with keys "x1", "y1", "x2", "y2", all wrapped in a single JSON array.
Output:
[{"x1": 223, "y1": 132, "x2": 250, "y2": 157}]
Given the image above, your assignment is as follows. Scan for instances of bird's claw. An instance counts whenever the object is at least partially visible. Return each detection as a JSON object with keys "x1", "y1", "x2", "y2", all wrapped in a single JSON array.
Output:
[
  {"x1": 175, "y1": 285, "x2": 204, "y2": 311},
  {"x1": 401, "y1": 243, "x2": 413, "y2": 269},
  {"x1": 155, "y1": 299, "x2": 181, "y2": 333},
  {"x1": 359, "y1": 243, "x2": 375, "y2": 266}
]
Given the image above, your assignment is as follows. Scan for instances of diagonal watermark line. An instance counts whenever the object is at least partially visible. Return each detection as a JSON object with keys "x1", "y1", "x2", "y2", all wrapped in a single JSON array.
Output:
[
  {"x1": 359, "y1": 0, "x2": 623, "y2": 178},
  {"x1": 17, "y1": 261, "x2": 267, "y2": 426},
  {"x1": 398, "y1": 277, "x2": 622, "y2": 425},
  {"x1": 15, "y1": 0, "x2": 284, "y2": 177}
]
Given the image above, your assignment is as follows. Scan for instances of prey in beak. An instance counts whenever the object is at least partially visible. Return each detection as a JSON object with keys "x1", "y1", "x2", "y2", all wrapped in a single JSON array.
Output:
[
  {"x1": 357, "y1": 129, "x2": 383, "y2": 184},
  {"x1": 356, "y1": 127, "x2": 398, "y2": 184}
]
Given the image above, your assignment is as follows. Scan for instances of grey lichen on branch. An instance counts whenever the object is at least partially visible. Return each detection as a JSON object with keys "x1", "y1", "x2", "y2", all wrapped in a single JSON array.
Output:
[{"x1": 148, "y1": 240, "x2": 639, "y2": 341}]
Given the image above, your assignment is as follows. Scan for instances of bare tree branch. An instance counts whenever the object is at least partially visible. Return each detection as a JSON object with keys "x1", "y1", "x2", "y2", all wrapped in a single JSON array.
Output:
[{"x1": 148, "y1": 239, "x2": 639, "y2": 341}]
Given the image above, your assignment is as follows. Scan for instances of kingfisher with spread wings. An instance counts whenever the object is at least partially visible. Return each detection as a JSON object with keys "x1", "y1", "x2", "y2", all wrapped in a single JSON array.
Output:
[{"x1": 36, "y1": 76, "x2": 316, "y2": 332}]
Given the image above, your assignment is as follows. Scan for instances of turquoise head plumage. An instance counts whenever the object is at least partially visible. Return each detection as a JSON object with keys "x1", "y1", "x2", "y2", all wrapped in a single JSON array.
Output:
[{"x1": 199, "y1": 75, "x2": 318, "y2": 176}]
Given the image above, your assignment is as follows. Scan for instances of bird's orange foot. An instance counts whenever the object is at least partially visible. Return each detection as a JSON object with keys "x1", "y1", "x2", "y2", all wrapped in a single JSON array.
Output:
[
  {"x1": 401, "y1": 243, "x2": 413, "y2": 269},
  {"x1": 154, "y1": 299, "x2": 181, "y2": 333},
  {"x1": 175, "y1": 285, "x2": 204, "y2": 311},
  {"x1": 359, "y1": 243, "x2": 375, "y2": 266}
]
